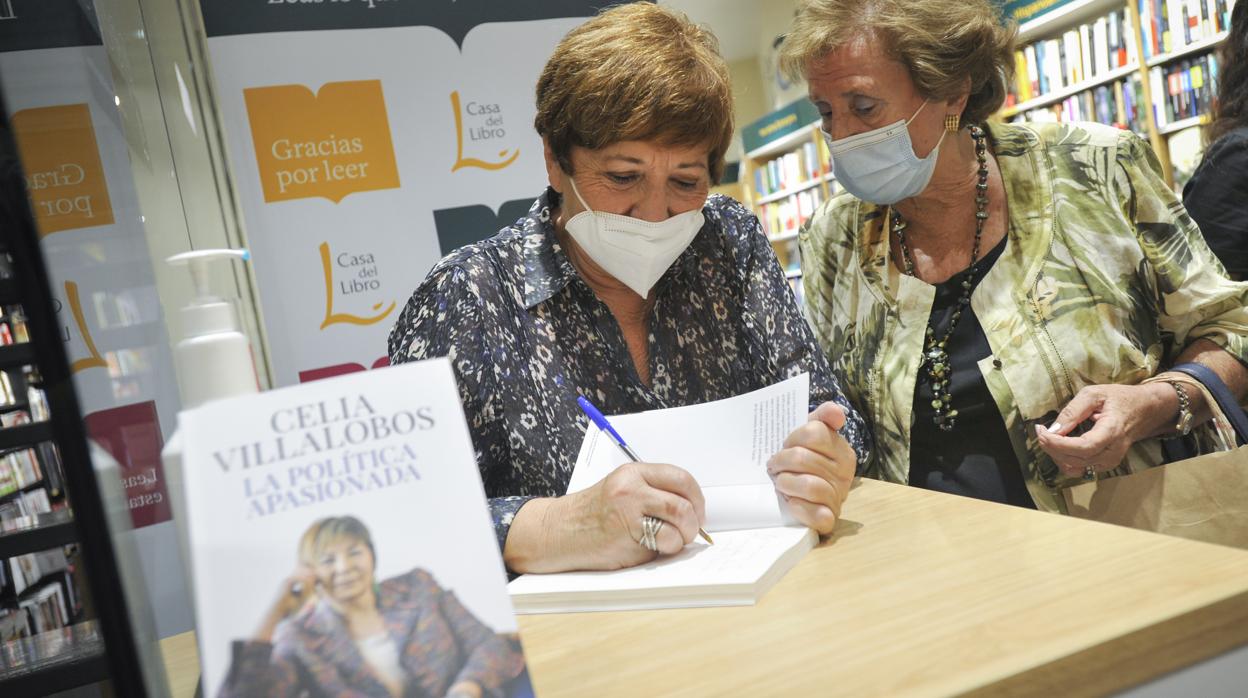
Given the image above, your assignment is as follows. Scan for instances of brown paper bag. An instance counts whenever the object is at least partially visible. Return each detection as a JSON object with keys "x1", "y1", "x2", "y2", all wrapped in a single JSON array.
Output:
[{"x1": 1063, "y1": 446, "x2": 1248, "y2": 549}]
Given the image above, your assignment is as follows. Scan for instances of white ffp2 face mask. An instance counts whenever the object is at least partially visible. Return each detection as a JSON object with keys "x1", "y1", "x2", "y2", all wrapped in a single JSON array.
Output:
[
  {"x1": 823, "y1": 100, "x2": 947, "y2": 205},
  {"x1": 562, "y1": 178, "x2": 705, "y2": 298}
]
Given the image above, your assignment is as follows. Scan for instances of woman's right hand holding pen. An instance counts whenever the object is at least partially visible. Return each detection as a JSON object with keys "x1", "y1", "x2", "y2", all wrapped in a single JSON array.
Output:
[{"x1": 503, "y1": 462, "x2": 707, "y2": 574}]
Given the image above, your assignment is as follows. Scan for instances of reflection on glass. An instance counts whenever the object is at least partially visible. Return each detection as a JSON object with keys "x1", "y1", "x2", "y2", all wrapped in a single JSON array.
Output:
[
  {"x1": 0, "y1": 0, "x2": 189, "y2": 643},
  {"x1": 0, "y1": 618, "x2": 105, "y2": 683}
]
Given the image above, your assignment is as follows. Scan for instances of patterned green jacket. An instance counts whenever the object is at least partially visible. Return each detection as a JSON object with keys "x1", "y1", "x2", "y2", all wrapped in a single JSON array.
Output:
[{"x1": 800, "y1": 121, "x2": 1248, "y2": 513}]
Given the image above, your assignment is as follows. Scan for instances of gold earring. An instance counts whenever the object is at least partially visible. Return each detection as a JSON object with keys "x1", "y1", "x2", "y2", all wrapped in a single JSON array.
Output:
[{"x1": 944, "y1": 114, "x2": 961, "y2": 132}]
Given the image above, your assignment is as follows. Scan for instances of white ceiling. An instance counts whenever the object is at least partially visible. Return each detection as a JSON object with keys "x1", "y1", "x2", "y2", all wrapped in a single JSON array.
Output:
[{"x1": 662, "y1": 0, "x2": 765, "y2": 62}]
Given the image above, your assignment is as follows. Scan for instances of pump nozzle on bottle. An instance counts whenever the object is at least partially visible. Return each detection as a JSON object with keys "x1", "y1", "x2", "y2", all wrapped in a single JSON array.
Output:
[
  {"x1": 165, "y1": 248, "x2": 258, "y2": 408},
  {"x1": 167, "y1": 248, "x2": 250, "y2": 302}
]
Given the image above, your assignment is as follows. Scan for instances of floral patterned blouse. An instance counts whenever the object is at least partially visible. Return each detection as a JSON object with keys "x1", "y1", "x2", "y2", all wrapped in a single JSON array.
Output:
[
  {"x1": 389, "y1": 188, "x2": 870, "y2": 555},
  {"x1": 801, "y1": 121, "x2": 1248, "y2": 513}
]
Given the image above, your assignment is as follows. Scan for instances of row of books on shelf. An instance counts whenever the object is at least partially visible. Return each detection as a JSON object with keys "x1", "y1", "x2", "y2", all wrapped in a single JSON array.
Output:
[
  {"x1": 758, "y1": 183, "x2": 834, "y2": 239},
  {"x1": 1138, "y1": 0, "x2": 1235, "y2": 59},
  {"x1": 1007, "y1": 8, "x2": 1136, "y2": 106},
  {"x1": 4, "y1": 547, "x2": 70, "y2": 598},
  {"x1": 0, "y1": 484, "x2": 52, "y2": 527},
  {"x1": 1008, "y1": 74, "x2": 1149, "y2": 131},
  {"x1": 1006, "y1": 51, "x2": 1216, "y2": 134},
  {"x1": 0, "y1": 446, "x2": 43, "y2": 499},
  {"x1": 0, "y1": 583, "x2": 72, "y2": 643},
  {"x1": 1152, "y1": 52, "x2": 1219, "y2": 126},
  {"x1": 0, "y1": 552, "x2": 79, "y2": 642},
  {"x1": 1, "y1": 367, "x2": 48, "y2": 420},
  {"x1": 753, "y1": 139, "x2": 830, "y2": 197},
  {"x1": 0, "y1": 305, "x2": 29, "y2": 347}
]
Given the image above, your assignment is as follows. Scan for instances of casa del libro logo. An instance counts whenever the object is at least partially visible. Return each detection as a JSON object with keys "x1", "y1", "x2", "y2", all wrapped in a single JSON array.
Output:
[
  {"x1": 243, "y1": 80, "x2": 401, "y2": 329},
  {"x1": 450, "y1": 90, "x2": 519, "y2": 171}
]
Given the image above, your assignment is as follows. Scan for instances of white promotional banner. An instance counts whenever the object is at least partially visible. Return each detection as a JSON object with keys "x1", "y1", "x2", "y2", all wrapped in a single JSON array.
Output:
[
  {"x1": 200, "y1": 1, "x2": 623, "y2": 386},
  {"x1": 0, "y1": 1, "x2": 191, "y2": 635}
]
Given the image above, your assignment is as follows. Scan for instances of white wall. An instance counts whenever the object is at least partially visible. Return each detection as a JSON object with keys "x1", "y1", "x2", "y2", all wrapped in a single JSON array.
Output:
[{"x1": 755, "y1": 0, "x2": 805, "y2": 111}]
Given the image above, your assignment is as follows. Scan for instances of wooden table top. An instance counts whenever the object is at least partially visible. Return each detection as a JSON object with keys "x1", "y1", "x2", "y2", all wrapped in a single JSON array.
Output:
[{"x1": 161, "y1": 478, "x2": 1248, "y2": 697}]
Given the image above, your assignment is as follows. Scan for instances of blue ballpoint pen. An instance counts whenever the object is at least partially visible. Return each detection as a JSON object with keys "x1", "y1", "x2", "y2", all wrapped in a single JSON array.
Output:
[{"x1": 577, "y1": 396, "x2": 714, "y2": 545}]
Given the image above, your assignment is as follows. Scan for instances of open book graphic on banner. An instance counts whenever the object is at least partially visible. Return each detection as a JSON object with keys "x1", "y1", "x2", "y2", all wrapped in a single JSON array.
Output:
[
  {"x1": 180, "y1": 358, "x2": 532, "y2": 697},
  {"x1": 509, "y1": 374, "x2": 817, "y2": 613}
]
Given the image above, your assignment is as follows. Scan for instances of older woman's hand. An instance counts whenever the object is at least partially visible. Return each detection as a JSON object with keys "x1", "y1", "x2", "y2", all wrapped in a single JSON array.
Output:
[
  {"x1": 506, "y1": 463, "x2": 707, "y2": 573},
  {"x1": 567, "y1": 462, "x2": 707, "y2": 567},
  {"x1": 1035, "y1": 382, "x2": 1176, "y2": 477},
  {"x1": 767, "y1": 402, "x2": 857, "y2": 534},
  {"x1": 253, "y1": 565, "x2": 318, "y2": 643}
]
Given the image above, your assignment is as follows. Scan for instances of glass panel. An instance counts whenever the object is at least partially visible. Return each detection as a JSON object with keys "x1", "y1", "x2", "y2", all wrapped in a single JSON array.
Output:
[{"x1": 0, "y1": 0, "x2": 247, "y2": 693}]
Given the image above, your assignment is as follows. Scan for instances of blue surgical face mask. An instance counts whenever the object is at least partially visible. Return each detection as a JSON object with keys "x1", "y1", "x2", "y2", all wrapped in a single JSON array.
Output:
[{"x1": 822, "y1": 100, "x2": 947, "y2": 205}]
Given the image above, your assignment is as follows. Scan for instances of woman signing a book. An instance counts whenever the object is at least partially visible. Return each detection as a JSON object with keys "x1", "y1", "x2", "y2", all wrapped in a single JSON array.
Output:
[
  {"x1": 220, "y1": 516, "x2": 525, "y2": 698},
  {"x1": 389, "y1": 3, "x2": 871, "y2": 574},
  {"x1": 780, "y1": 0, "x2": 1248, "y2": 512}
]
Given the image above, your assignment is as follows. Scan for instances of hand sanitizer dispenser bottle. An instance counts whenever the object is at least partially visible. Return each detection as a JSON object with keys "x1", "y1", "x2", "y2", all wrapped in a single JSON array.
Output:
[
  {"x1": 166, "y1": 248, "x2": 259, "y2": 407},
  {"x1": 162, "y1": 248, "x2": 259, "y2": 602}
]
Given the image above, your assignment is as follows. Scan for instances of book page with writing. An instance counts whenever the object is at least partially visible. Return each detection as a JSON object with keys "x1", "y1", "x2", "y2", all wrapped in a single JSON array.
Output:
[{"x1": 566, "y1": 373, "x2": 809, "y2": 531}]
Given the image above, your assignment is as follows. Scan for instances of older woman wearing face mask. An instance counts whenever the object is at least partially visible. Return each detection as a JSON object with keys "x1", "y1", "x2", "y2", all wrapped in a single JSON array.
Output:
[
  {"x1": 782, "y1": 0, "x2": 1248, "y2": 512},
  {"x1": 389, "y1": 4, "x2": 870, "y2": 574}
]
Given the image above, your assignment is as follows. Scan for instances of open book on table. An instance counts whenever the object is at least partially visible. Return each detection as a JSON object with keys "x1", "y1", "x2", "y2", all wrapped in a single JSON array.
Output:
[{"x1": 508, "y1": 374, "x2": 817, "y2": 613}]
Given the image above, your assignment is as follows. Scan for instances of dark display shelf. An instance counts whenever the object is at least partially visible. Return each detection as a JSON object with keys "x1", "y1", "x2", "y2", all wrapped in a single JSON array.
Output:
[
  {"x1": 0, "y1": 343, "x2": 33, "y2": 369},
  {"x1": 0, "y1": 479, "x2": 48, "y2": 506},
  {"x1": 0, "y1": 279, "x2": 16, "y2": 306},
  {"x1": 0, "y1": 509, "x2": 75, "y2": 559},
  {"x1": 0, "y1": 621, "x2": 108, "y2": 697},
  {"x1": 0, "y1": 422, "x2": 51, "y2": 452}
]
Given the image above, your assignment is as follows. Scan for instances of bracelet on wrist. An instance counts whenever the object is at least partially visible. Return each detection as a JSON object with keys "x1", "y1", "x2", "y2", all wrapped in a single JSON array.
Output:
[{"x1": 1164, "y1": 379, "x2": 1194, "y2": 437}]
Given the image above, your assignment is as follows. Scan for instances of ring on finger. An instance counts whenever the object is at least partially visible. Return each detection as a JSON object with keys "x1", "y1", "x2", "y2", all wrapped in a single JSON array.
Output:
[
  {"x1": 640, "y1": 515, "x2": 663, "y2": 552},
  {"x1": 1083, "y1": 464, "x2": 1096, "y2": 481}
]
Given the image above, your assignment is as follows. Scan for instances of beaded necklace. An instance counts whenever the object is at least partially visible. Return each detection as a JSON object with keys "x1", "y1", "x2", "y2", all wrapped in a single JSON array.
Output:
[{"x1": 891, "y1": 125, "x2": 989, "y2": 432}]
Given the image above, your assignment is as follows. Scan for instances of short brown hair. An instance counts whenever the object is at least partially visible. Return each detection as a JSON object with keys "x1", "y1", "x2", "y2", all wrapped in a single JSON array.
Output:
[
  {"x1": 779, "y1": 0, "x2": 1017, "y2": 127},
  {"x1": 534, "y1": 3, "x2": 734, "y2": 183},
  {"x1": 298, "y1": 516, "x2": 375, "y2": 567}
]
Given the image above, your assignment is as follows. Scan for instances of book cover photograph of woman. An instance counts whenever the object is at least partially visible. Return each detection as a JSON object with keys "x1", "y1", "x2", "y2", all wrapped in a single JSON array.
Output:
[{"x1": 219, "y1": 516, "x2": 528, "y2": 698}]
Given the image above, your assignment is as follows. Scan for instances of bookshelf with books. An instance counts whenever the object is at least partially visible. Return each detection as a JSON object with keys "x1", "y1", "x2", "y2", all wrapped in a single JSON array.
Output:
[
  {"x1": 1140, "y1": 0, "x2": 1233, "y2": 136},
  {"x1": 1002, "y1": 4, "x2": 1140, "y2": 117},
  {"x1": 740, "y1": 98, "x2": 838, "y2": 302},
  {"x1": 0, "y1": 247, "x2": 102, "y2": 696},
  {"x1": 998, "y1": 0, "x2": 1237, "y2": 187}
]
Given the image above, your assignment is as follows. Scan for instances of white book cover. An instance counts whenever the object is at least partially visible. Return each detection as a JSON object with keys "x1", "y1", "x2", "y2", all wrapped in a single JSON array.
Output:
[
  {"x1": 180, "y1": 358, "x2": 533, "y2": 698},
  {"x1": 1168, "y1": 0, "x2": 1184, "y2": 51},
  {"x1": 1079, "y1": 24, "x2": 1094, "y2": 80},
  {"x1": 1124, "y1": 12, "x2": 1138, "y2": 65},
  {"x1": 1093, "y1": 17, "x2": 1111, "y2": 76},
  {"x1": 509, "y1": 375, "x2": 818, "y2": 613},
  {"x1": 1063, "y1": 31, "x2": 1081, "y2": 85},
  {"x1": 1151, "y1": 67, "x2": 1169, "y2": 127},
  {"x1": 1045, "y1": 39, "x2": 1062, "y2": 93}
]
